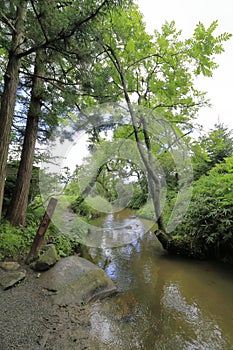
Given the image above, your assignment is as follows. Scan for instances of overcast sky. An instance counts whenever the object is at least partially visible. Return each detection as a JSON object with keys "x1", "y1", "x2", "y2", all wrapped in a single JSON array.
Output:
[{"x1": 136, "y1": 0, "x2": 233, "y2": 132}]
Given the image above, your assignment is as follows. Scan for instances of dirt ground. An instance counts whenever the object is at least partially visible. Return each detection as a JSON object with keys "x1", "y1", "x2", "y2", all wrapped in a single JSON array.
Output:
[{"x1": 0, "y1": 264, "x2": 92, "y2": 350}]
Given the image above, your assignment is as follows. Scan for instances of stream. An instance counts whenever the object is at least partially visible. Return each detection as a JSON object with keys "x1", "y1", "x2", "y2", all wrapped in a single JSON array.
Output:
[{"x1": 84, "y1": 209, "x2": 233, "y2": 350}]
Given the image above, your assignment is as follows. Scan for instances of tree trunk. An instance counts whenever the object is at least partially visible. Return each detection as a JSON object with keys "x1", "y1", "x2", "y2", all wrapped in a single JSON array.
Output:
[
  {"x1": 7, "y1": 49, "x2": 44, "y2": 226},
  {"x1": 121, "y1": 76, "x2": 166, "y2": 233},
  {"x1": 104, "y1": 45, "x2": 168, "y2": 237},
  {"x1": 25, "y1": 197, "x2": 57, "y2": 264},
  {"x1": 0, "y1": 1, "x2": 28, "y2": 219},
  {"x1": 140, "y1": 115, "x2": 166, "y2": 233}
]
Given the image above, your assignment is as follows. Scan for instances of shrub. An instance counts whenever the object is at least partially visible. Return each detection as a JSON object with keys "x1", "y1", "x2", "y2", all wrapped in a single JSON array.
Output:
[
  {"x1": 0, "y1": 223, "x2": 35, "y2": 260},
  {"x1": 71, "y1": 195, "x2": 103, "y2": 219},
  {"x1": 173, "y1": 156, "x2": 233, "y2": 261},
  {"x1": 136, "y1": 199, "x2": 156, "y2": 220},
  {"x1": 48, "y1": 234, "x2": 75, "y2": 257}
]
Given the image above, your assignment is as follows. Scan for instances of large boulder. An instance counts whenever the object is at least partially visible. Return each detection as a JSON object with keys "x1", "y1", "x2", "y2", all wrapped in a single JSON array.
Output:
[
  {"x1": 30, "y1": 244, "x2": 59, "y2": 271},
  {"x1": 40, "y1": 255, "x2": 117, "y2": 305}
]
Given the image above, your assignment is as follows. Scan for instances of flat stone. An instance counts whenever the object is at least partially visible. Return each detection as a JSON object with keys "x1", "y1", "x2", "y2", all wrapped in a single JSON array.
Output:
[
  {"x1": 40, "y1": 256, "x2": 116, "y2": 305},
  {"x1": 0, "y1": 269, "x2": 26, "y2": 290},
  {"x1": 0, "y1": 262, "x2": 20, "y2": 271}
]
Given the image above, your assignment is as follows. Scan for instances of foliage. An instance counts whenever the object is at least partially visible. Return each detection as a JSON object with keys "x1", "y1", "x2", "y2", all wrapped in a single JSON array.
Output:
[
  {"x1": 136, "y1": 199, "x2": 156, "y2": 220},
  {"x1": 128, "y1": 186, "x2": 148, "y2": 209},
  {"x1": 48, "y1": 234, "x2": 80, "y2": 258},
  {"x1": 0, "y1": 197, "x2": 80, "y2": 260},
  {"x1": 0, "y1": 1, "x2": 232, "y2": 261},
  {"x1": 173, "y1": 156, "x2": 233, "y2": 262},
  {"x1": 0, "y1": 217, "x2": 81, "y2": 260},
  {"x1": 71, "y1": 195, "x2": 104, "y2": 219},
  {"x1": 192, "y1": 123, "x2": 233, "y2": 179},
  {"x1": 0, "y1": 222, "x2": 35, "y2": 260},
  {"x1": 92, "y1": 11, "x2": 231, "y2": 123},
  {"x1": 3, "y1": 162, "x2": 40, "y2": 215},
  {"x1": 87, "y1": 6, "x2": 232, "y2": 235},
  {"x1": 66, "y1": 134, "x2": 149, "y2": 211}
]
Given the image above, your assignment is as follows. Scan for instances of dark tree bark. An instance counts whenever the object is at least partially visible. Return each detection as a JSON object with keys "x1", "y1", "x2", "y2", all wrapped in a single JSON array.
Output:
[
  {"x1": 25, "y1": 197, "x2": 57, "y2": 264},
  {"x1": 0, "y1": 0, "x2": 121, "y2": 220},
  {"x1": 7, "y1": 49, "x2": 44, "y2": 226},
  {"x1": 0, "y1": 0, "x2": 28, "y2": 219}
]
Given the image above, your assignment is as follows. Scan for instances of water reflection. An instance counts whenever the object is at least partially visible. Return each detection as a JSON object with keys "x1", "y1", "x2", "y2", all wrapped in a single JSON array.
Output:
[
  {"x1": 84, "y1": 209, "x2": 153, "y2": 249},
  {"x1": 160, "y1": 283, "x2": 228, "y2": 350},
  {"x1": 88, "y1": 212, "x2": 233, "y2": 350}
]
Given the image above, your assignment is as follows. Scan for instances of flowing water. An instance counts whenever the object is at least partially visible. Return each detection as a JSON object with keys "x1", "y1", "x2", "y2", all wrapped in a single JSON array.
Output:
[{"x1": 86, "y1": 209, "x2": 233, "y2": 350}]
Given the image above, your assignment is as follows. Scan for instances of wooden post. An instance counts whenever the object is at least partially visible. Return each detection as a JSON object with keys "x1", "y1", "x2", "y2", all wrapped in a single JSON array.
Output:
[{"x1": 25, "y1": 197, "x2": 58, "y2": 264}]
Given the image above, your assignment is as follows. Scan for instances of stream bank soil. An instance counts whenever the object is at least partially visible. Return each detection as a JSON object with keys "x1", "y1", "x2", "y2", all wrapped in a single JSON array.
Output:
[{"x1": 0, "y1": 264, "x2": 92, "y2": 350}]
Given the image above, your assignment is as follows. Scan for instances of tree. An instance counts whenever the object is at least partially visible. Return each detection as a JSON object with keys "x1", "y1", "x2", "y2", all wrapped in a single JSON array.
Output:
[
  {"x1": 1, "y1": 0, "x2": 131, "y2": 223},
  {"x1": 86, "y1": 6, "x2": 232, "y2": 241},
  {"x1": 192, "y1": 123, "x2": 233, "y2": 179},
  {"x1": 0, "y1": 0, "x2": 28, "y2": 218},
  {"x1": 6, "y1": 49, "x2": 45, "y2": 225}
]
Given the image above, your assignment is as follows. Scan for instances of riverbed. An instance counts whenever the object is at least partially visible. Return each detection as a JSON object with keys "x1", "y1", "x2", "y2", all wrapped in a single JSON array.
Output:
[{"x1": 86, "y1": 209, "x2": 233, "y2": 350}]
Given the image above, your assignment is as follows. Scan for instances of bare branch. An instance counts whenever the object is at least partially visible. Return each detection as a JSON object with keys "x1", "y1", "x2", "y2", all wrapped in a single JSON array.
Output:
[
  {"x1": 29, "y1": 0, "x2": 49, "y2": 43},
  {"x1": 0, "y1": 9, "x2": 17, "y2": 33}
]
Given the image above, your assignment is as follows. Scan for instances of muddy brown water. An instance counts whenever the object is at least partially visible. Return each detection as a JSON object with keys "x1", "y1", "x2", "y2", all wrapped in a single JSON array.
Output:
[{"x1": 84, "y1": 209, "x2": 233, "y2": 350}]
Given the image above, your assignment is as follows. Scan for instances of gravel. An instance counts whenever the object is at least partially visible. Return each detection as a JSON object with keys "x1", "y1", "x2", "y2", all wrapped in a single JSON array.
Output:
[{"x1": 0, "y1": 264, "x2": 91, "y2": 350}]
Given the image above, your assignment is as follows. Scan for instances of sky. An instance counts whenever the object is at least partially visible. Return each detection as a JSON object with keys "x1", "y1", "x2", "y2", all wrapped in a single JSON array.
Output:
[{"x1": 136, "y1": 0, "x2": 233, "y2": 132}]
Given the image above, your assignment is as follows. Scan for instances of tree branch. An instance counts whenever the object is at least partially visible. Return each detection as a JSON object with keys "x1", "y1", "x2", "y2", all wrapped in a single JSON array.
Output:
[
  {"x1": 0, "y1": 9, "x2": 17, "y2": 33},
  {"x1": 16, "y1": 0, "x2": 110, "y2": 59},
  {"x1": 29, "y1": 0, "x2": 49, "y2": 43}
]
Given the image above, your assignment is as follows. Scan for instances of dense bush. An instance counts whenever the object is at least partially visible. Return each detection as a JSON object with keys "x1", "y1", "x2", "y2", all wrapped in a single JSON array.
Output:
[
  {"x1": 136, "y1": 199, "x2": 156, "y2": 220},
  {"x1": 0, "y1": 223, "x2": 35, "y2": 260},
  {"x1": 0, "y1": 201, "x2": 80, "y2": 260},
  {"x1": 173, "y1": 156, "x2": 233, "y2": 262},
  {"x1": 48, "y1": 234, "x2": 80, "y2": 257},
  {"x1": 71, "y1": 195, "x2": 106, "y2": 219},
  {"x1": 128, "y1": 187, "x2": 148, "y2": 209}
]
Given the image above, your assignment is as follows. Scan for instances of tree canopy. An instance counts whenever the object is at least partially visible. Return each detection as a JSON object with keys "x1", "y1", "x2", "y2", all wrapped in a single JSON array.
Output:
[{"x1": 0, "y1": 1, "x2": 232, "y2": 263}]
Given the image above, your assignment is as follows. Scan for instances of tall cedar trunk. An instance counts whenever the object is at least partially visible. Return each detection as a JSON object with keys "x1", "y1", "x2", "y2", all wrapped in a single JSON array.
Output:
[
  {"x1": 7, "y1": 50, "x2": 44, "y2": 226},
  {"x1": 0, "y1": 1, "x2": 27, "y2": 219}
]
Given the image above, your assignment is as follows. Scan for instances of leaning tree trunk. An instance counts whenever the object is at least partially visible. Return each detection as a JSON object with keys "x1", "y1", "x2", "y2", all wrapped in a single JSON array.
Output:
[
  {"x1": 121, "y1": 77, "x2": 166, "y2": 233},
  {"x1": 130, "y1": 109, "x2": 170, "y2": 248},
  {"x1": 140, "y1": 115, "x2": 167, "y2": 233},
  {"x1": 0, "y1": 0, "x2": 28, "y2": 219},
  {"x1": 104, "y1": 45, "x2": 168, "y2": 234},
  {"x1": 7, "y1": 50, "x2": 44, "y2": 226}
]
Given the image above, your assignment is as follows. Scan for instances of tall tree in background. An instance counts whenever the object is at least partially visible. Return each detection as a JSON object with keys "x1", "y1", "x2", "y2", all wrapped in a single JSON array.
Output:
[
  {"x1": 192, "y1": 123, "x2": 233, "y2": 180},
  {"x1": 0, "y1": 0, "x2": 131, "y2": 223},
  {"x1": 0, "y1": 0, "x2": 28, "y2": 218},
  {"x1": 6, "y1": 49, "x2": 45, "y2": 225}
]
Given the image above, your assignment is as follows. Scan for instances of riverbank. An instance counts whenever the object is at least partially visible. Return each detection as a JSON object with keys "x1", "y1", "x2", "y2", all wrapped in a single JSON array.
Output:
[{"x1": 0, "y1": 263, "x2": 91, "y2": 350}]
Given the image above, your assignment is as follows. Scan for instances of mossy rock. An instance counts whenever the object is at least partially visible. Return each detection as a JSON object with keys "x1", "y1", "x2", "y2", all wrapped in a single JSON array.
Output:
[
  {"x1": 39, "y1": 255, "x2": 117, "y2": 305},
  {"x1": 30, "y1": 244, "x2": 59, "y2": 271}
]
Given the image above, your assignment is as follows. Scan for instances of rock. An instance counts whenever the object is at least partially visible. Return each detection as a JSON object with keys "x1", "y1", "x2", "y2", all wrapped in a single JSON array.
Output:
[
  {"x1": 0, "y1": 261, "x2": 20, "y2": 271},
  {"x1": 40, "y1": 255, "x2": 117, "y2": 305},
  {"x1": 0, "y1": 269, "x2": 26, "y2": 290},
  {"x1": 30, "y1": 244, "x2": 59, "y2": 271}
]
